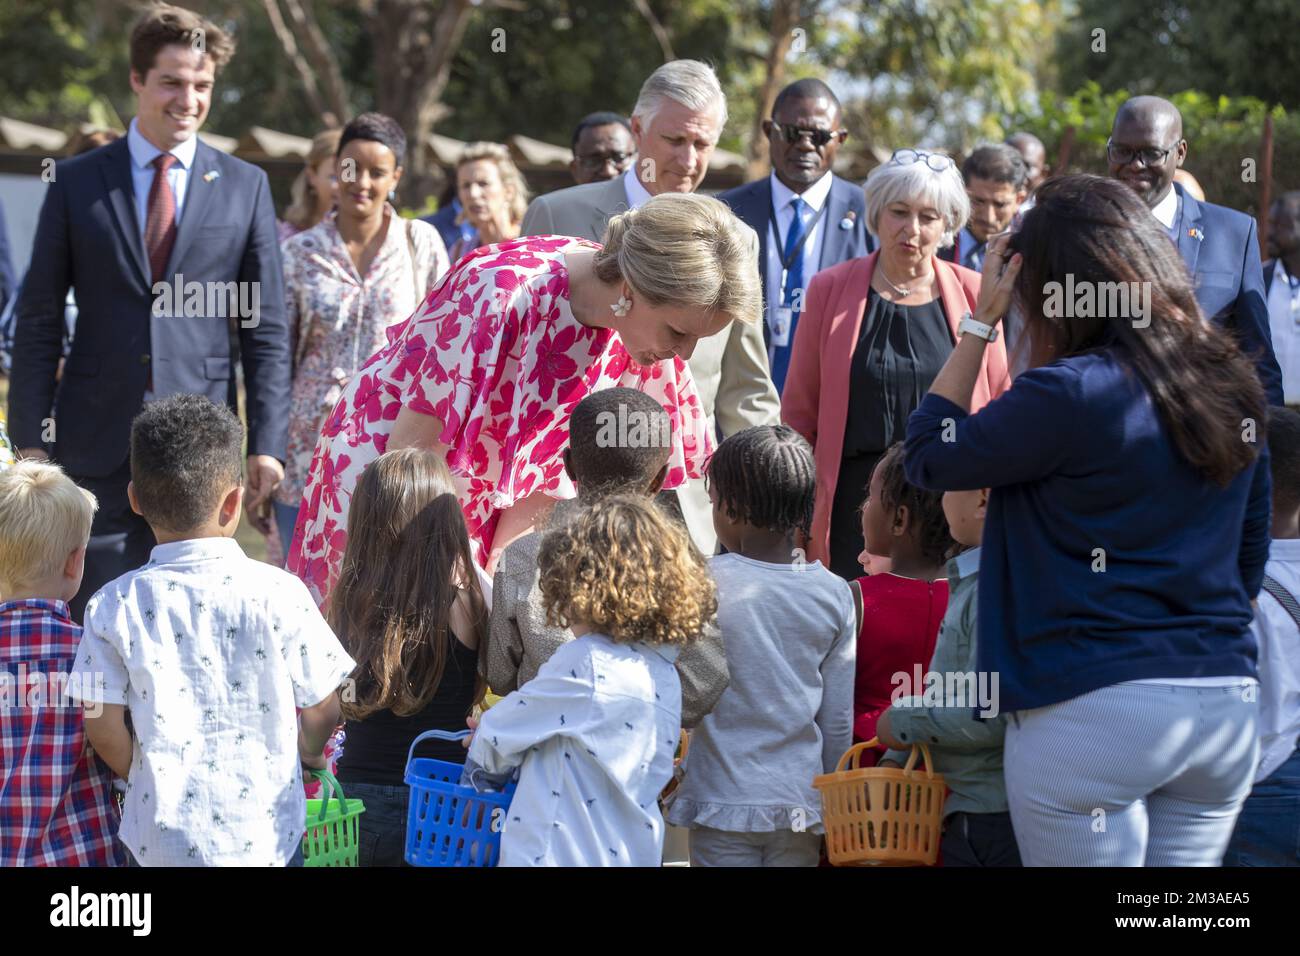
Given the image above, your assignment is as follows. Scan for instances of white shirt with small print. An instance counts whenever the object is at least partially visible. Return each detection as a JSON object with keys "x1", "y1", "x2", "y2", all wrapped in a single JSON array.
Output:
[
  {"x1": 67, "y1": 537, "x2": 355, "y2": 866},
  {"x1": 468, "y1": 632, "x2": 681, "y2": 867}
]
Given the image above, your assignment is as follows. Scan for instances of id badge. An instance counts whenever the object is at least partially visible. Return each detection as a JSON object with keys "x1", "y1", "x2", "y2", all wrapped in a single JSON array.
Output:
[{"x1": 771, "y1": 306, "x2": 793, "y2": 347}]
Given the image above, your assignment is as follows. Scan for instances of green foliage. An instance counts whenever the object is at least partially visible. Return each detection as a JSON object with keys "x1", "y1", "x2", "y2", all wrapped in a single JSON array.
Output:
[
  {"x1": 1057, "y1": 0, "x2": 1300, "y2": 110},
  {"x1": 823, "y1": 0, "x2": 1065, "y2": 154},
  {"x1": 1006, "y1": 82, "x2": 1298, "y2": 213}
]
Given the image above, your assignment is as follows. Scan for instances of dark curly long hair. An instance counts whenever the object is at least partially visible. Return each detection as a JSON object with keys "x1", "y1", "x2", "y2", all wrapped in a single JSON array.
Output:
[{"x1": 1007, "y1": 174, "x2": 1264, "y2": 486}]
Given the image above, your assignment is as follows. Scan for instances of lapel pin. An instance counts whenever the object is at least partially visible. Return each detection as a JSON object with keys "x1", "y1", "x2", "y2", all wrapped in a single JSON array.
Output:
[
  {"x1": 839, "y1": 210, "x2": 856, "y2": 230},
  {"x1": 203, "y1": 170, "x2": 220, "y2": 183},
  {"x1": 1188, "y1": 227, "x2": 1203, "y2": 241}
]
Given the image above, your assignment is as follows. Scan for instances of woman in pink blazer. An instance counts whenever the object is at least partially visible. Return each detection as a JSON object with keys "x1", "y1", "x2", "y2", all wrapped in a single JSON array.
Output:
[{"x1": 782, "y1": 149, "x2": 1010, "y2": 577}]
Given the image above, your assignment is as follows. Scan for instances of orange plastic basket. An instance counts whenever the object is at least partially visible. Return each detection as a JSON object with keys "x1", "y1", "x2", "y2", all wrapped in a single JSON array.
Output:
[{"x1": 812, "y1": 737, "x2": 946, "y2": 866}]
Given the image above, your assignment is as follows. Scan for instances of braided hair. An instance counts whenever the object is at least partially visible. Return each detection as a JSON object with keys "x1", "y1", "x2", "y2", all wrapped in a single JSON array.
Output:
[
  {"x1": 874, "y1": 443, "x2": 954, "y2": 564},
  {"x1": 706, "y1": 425, "x2": 815, "y2": 538}
]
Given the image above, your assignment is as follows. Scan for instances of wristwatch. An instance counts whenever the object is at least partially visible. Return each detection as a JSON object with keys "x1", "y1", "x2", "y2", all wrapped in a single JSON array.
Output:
[{"x1": 958, "y1": 312, "x2": 999, "y2": 342}]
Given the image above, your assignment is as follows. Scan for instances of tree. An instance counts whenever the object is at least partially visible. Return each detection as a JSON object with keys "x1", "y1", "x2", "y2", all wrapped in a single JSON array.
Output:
[{"x1": 1056, "y1": 0, "x2": 1300, "y2": 110}]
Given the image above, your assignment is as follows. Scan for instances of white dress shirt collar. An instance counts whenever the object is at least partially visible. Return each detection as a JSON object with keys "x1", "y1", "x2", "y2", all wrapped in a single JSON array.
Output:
[
  {"x1": 128, "y1": 117, "x2": 199, "y2": 172},
  {"x1": 1151, "y1": 185, "x2": 1179, "y2": 229},
  {"x1": 769, "y1": 169, "x2": 833, "y2": 213},
  {"x1": 623, "y1": 165, "x2": 653, "y2": 210}
]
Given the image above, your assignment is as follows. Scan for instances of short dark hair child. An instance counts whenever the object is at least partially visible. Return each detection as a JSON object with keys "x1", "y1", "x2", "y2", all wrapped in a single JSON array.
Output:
[{"x1": 129, "y1": 395, "x2": 244, "y2": 534}]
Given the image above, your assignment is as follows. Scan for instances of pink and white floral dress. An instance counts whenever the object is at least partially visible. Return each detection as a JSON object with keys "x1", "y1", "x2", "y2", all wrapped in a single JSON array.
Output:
[{"x1": 288, "y1": 236, "x2": 713, "y2": 608}]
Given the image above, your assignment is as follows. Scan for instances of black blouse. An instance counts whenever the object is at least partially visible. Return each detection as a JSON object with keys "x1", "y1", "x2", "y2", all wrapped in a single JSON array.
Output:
[
  {"x1": 828, "y1": 289, "x2": 954, "y2": 579},
  {"x1": 842, "y1": 289, "x2": 954, "y2": 458}
]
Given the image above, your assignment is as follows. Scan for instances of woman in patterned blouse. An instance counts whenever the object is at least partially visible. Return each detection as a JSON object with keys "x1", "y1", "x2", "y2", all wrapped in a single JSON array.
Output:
[{"x1": 269, "y1": 113, "x2": 450, "y2": 558}]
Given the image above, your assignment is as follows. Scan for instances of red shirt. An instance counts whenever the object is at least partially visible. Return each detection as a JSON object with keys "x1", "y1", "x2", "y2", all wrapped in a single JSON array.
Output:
[
  {"x1": 1, "y1": 599, "x2": 118, "y2": 866},
  {"x1": 853, "y1": 574, "x2": 949, "y2": 764}
]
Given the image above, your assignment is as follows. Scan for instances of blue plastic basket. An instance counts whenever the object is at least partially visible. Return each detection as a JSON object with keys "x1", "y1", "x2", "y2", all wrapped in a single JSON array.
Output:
[{"x1": 404, "y1": 729, "x2": 515, "y2": 867}]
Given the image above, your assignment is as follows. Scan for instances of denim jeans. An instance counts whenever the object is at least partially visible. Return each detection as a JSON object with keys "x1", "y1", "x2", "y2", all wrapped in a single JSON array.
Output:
[
  {"x1": 1223, "y1": 744, "x2": 1300, "y2": 866},
  {"x1": 340, "y1": 780, "x2": 411, "y2": 867},
  {"x1": 940, "y1": 811, "x2": 1023, "y2": 867},
  {"x1": 1004, "y1": 681, "x2": 1258, "y2": 866}
]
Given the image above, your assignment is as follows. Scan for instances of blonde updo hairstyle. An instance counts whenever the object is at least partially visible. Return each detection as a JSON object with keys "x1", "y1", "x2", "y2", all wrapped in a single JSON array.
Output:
[{"x1": 593, "y1": 193, "x2": 762, "y2": 325}]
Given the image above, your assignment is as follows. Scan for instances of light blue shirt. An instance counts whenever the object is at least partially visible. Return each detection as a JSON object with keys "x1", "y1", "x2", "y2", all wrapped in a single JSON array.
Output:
[{"x1": 127, "y1": 118, "x2": 198, "y2": 239}]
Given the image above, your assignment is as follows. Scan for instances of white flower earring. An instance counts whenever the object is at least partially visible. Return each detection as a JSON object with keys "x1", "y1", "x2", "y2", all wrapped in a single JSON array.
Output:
[{"x1": 610, "y1": 290, "x2": 632, "y2": 317}]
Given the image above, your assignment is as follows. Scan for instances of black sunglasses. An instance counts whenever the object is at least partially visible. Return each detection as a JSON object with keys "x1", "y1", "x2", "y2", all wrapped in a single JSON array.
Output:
[{"x1": 769, "y1": 121, "x2": 845, "y2": 148}]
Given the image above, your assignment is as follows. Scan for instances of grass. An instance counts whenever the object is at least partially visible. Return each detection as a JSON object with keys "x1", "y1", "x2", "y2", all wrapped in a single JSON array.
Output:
[{"x1": 1, "y1": 374, "x2": 271, "y2": 564}]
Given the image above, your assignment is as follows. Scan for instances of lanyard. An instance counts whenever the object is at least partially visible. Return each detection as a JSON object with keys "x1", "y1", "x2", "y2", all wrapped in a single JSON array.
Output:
[{"x1": 768, "y1": 195, "x2": 827, "y2": 274}]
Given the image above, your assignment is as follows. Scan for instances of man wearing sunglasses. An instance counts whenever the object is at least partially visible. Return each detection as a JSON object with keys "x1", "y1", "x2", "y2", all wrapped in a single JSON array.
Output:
[
  {"x1": 717, "y1": 78, "x2": 873, "y2": 393},
  {"x1": 1107, "y1": 95, "x2": 1282, "y2": 404}
]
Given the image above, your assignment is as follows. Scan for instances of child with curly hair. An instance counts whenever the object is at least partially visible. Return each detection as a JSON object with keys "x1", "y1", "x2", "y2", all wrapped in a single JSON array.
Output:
[{"x1": 464, "y1": 494, "x2": 715, "y2": 866}]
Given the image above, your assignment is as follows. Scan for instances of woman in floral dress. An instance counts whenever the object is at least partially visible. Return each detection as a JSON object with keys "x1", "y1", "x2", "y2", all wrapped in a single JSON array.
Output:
[
  {"x1": 270, "y1": 113, "x2": 449, "y2": 557},
  {"x1": 289, "y1": 192, "x2": 762, "y2": 608}
]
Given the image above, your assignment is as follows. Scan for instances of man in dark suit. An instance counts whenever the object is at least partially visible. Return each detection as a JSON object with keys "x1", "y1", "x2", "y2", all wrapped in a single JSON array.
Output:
[
  {"x1": 716, "y1": 79, "x2": 872, "y2": 393},
  {"x1": 1107, "y1": 95, "x2": 1283, "y2": 405},
  {"x1": 8, "y1": 3, "x2": 290, "y2": 620},
  {"x1": 939, "y1": 144, "x2": 1027, "y2": 273}
]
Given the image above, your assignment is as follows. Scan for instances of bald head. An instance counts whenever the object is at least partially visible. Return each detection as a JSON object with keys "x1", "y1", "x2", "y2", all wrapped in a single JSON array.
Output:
[
  {"x1": 1004, "y1": 132, "x2": 1047, "y2": 191},
  {"x1": 1108, "y1": 96, "x2": 1187, "y2": 208}
]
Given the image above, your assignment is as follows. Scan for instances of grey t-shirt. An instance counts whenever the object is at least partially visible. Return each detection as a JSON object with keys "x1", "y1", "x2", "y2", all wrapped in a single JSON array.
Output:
[{"x1": 666, "y1": 553, "x2": 856, "y2": 833}]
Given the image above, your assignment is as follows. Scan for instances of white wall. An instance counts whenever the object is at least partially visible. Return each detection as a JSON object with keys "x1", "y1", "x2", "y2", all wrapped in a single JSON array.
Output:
[{"x1": 0, "y1": 173, "x2": 50, "y2": 276}]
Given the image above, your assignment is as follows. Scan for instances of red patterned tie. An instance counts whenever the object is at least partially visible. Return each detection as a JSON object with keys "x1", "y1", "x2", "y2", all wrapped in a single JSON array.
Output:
[{"x1": 144, "y1": 154, "x2": 177, "y2": 284}]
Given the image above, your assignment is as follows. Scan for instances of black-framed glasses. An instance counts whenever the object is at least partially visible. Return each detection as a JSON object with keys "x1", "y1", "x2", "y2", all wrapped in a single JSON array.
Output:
[
  {"x1": 1106, "y1": 140, "x2": 1180, "y2": 167},
  {"x1": 889, "y1": 148, "x2": 954, "y2": 172},
  {"x1": 577, "y1": 150, "x2": 633, "y2": 172},
  {"x1": 769, "y1": 121, "x2": 845, "y2": 148}
]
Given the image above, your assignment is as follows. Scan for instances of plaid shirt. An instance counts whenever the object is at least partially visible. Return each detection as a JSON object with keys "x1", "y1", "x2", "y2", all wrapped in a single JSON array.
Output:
[{"x1": 1, "y1": 599, "x2": 117, "y2": 866}]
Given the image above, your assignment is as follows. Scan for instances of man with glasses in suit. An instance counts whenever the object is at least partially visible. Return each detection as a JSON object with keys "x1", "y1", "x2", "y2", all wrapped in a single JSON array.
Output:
[
  {"x1": 1107, "y1": 95, "x2": 1282, "y2": 404},
  {"x1": 717, "y1": 78, "x2": 873, "y2": 394},
  {"x1": 568, "y1": 112, "x2": 636, "y2": 186}
]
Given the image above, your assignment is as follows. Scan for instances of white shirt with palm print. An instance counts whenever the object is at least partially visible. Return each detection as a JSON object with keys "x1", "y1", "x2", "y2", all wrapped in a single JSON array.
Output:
[{"x1": 68, "y1": 537, "x2": 354, "y2": 866}]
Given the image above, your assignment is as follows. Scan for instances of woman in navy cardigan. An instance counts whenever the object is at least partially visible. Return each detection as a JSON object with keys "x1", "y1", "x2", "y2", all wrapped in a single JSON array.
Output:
[{"x1": 904, "y1": 175, "x2": 1269, "y2": 867}]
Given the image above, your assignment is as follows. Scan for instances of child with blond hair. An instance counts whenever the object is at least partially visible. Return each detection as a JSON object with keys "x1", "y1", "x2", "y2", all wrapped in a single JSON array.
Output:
[{"x1": 0, "y1": 460, "x2": 117, "y2": 865}]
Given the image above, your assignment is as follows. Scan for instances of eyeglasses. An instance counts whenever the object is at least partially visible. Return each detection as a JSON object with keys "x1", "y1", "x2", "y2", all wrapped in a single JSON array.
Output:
[
  {"x1": 889, "y1": 148, "x2": 954, "y2": 172},
  {"x1": 577, "y1": 151, "x2": 633, "y2": 173},
  {"x1": 1106, "y1": 140, "x2": 1180, "y2": 167},
  {"x1": 769, "y1": 121, "x2": 845, "y2": 148}
]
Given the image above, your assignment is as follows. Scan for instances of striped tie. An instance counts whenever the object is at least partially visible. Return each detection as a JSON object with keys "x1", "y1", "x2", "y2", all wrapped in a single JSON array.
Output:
[{"x1": 145, "y1": 154, "x2": 178, "y2": 284}]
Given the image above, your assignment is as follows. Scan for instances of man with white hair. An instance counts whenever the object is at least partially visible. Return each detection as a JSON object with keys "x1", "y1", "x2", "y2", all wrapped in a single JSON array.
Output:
[{"x1": 521, "y1": 60, "x2": 780, "y2": 554}]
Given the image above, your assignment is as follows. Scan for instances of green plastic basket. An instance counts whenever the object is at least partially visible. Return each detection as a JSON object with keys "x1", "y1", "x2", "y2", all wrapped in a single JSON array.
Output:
[{"x1": 303, "y1": 769, "x2": 366, "y2": 867}]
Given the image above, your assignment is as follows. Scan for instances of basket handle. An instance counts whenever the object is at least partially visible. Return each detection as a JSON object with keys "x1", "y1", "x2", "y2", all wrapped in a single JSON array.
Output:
[
  {"x1": 309, "y1": 768, "x2": 350, "y2": 823},
  {"x1": 404, "y1": 728, "x2": 472, "y2": 772},
  {"x1": 834, "y1": 737, "x2": 935, "y2": 778}
]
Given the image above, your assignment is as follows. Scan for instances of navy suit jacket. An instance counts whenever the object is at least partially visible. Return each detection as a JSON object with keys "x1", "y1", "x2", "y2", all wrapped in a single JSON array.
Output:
[
  {"x1": 421, "y1": 203, "x2": 463, "y2": 256},
  {"x1": 716, "y1": 173, "x2": 872, "y2": 339},
  {"x1": 9, "y1": 136, "x2": 290, "y2": 477},
  {"x1": 1171, "y1": 183, "x2": 1283, "y2": 405}
]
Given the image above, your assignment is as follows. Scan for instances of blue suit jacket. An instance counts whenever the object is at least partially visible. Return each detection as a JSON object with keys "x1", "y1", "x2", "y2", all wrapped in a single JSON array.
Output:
[
  {"x1": 421, "y1": 202, "x2": 463, "y2": 255},
  {"x1": 8, "y1": 136, "x2": 290, "y2": 476},
  {"x1": 716, "y1": 173, "x2": 872, "y2": 340},
  {"x1": 1172, "y1": 183, "x2": 1283, "y2": 405}
]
